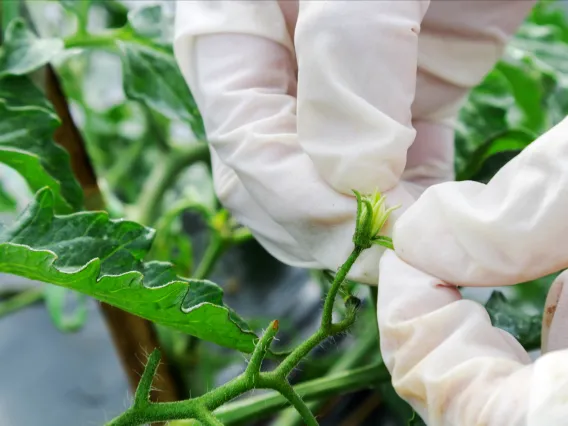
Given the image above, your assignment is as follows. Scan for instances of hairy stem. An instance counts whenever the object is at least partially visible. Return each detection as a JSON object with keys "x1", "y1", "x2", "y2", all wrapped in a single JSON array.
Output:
[
  {"x1": 273, "y1": 327, "x2": 380, "y2": 426},
  {"x1": 275, "y1": 329, "x2": 326, "y2": 379},
  {"x1": 192, "y1": 406, "x2": 223, "y2": 426},
  {"x1": 321, "y1": 247, "x2": 363, "y2": 331},
  {"x1": 246, "y1": 320, "x2": 279, "y2": 377},
  {"x1": 215, "y1": 362, "x2": 388, "y2": 424},
  {"x1": 275, "y1": 247, "x2": 364, "y2": 379},
  {"x1": 134, "y1": 349, "x2": 161, "y2": 408},
  {"x1": 262, "y1": 378, "x2": 319, "y2": 426}
]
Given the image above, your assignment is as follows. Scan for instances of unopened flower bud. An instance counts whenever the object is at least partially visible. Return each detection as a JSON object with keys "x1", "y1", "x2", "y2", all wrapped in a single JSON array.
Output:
[{"x1": 353, "y1": 190, "x2": 399, "y2": 250}]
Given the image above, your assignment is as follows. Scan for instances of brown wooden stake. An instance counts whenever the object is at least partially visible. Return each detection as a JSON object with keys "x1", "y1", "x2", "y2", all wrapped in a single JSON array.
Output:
[{"x1": 44, "y1": 65, "x2": 184, "y2": 403}]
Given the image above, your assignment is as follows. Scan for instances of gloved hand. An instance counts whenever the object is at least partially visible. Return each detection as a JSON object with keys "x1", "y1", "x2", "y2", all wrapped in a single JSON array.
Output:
[
  {"x1": 381, "y1": 92, "x2": 568, "y2": 425},
  {"x1": 173, "y1": 1, "x2": 535, "y2": 284},
  {"x1": 378, "y1": 249, "x2": 568, "y2": 425},
  {"x1": 394, "y1": 114, "x2": 568, "y2": 287}
]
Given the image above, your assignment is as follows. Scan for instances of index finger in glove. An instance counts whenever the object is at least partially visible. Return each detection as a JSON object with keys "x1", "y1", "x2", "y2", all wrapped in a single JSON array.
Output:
[
  {"x1": 378, "y1": 251, "x2": 568, "y2": 426},
  {"x1": 174, "y1": 1, "x2": 421, "y2": 281},
  {"x1": 295, "y1": 1, "x2": 428, "y2": 195}
]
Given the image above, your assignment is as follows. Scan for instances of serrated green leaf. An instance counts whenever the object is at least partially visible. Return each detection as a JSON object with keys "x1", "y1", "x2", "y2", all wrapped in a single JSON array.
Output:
[
  {"x1": 0, "y1": 188, "x2": 257, "y2": 352},
  {"x1": 485, "y1": 291, "x2": 541, "y2": 351},
  {"x1": 0, "y1": 76, "x2": 83, "y2": 212},
  {"x1": 118, "y1": 41, "x2": 205, "y2": 139},
  {"x1": 0, "y1": 19, "x2": 63, "y2": 78}
]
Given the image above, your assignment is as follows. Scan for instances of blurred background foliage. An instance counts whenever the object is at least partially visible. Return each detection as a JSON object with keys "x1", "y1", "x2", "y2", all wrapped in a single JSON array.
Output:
[{"x1": 1, "y1": 1, "x2": 568, "y2": 425}]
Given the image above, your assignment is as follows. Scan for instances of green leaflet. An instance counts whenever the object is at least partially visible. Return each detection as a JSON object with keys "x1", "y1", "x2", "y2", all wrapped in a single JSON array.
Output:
[
  {"x1": 128, "y1": 5, "x2": 166, "y2": 42},
  {"x1": 0, "y1": 188, "x2": 257, "y2": 352},
  {"x1": 118, "y1": 41, "x2": 206, "y2": 139},
  {"x1": 497, "y1": 57, "x2": 552, "y2": 134},
  {"x1": 0, "y1": 77, "x2": 83, "y2": 213},
  {"x1": 454, "y1": 69, "x2": 513, "y2": 179},
  {"x1": 0, "y1": 19, "x2": 63, "y2": 78},
  {"x1": 456, "y1": 129, "x2": 536, "y2": 182},
  {"x1": 485, "y1": 291, "x2": 541, "y2": 351}
]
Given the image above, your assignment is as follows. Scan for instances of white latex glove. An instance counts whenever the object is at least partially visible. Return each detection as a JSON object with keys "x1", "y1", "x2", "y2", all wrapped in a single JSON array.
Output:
[
  {"x1": 378, "y1": 250, "x2": 568, "y2": 425},
  {"x1": 174, "y1": 1, "x2": 535, "y2": 283},
  {"x1": 394, "y1": 115, "x2": 568, "y2": 287}
]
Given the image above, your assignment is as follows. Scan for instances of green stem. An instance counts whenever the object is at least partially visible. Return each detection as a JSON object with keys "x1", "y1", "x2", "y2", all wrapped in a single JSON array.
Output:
[
  {"x1": 321, "y1": 247, "x2": 363, "y2": 331},
  {"x1": 132, "y1": 144, "x2": 209, "y2": 226},
  {"x1": 261, "y1": 378, "x2": 319, "y2": 426},
  {"x1": 63, "y1": 26, "x2": 172, "y2": 55},
  {"x1": 275, "y1": 247, "x2": 363, "y2": 379},
  {"x1": 0, "y1": 287, "x2": 43, "y2": 317},
  {"x1": 193, "y1": 406, "x2": 223, "y2": 426},
  {"x1": 368, "y1": 285, "x2": 379, "y2": 334},
  {"x1": 246, "y1": 320, "x2": 279, "y2": 378},
  {"x1": 133, "y1": 349, "x2": 161, "y2": 408},
  {"x1": 274, "y1": 327, "x2": 380, "y2": 426},
  {"x1": 155, "y1": 199, "x2": 211, "y2": 232},
  {"x1": 275, "y1": 329, "x2": 325, "y2": 379},
  {"x1": 193, "y1": 234, "x2": 227, "y2": 280},
  {"x1": 108, "y1": 362, "x2": 390, "y2": 426},
  {"x1": 106, "y1": 136, "x2": 148, "y2": 188},
  {"x1": 216, "y1": 362, "x2": 388, "y2": 424},
  {"x1": 64, "y1": 31, "x2": 120, "y2": 51},
  {"x1": 144, "y1": 106, "x2": 171, "y2": 153},
  {"x1": 231, "y1": 227, "x2": 252, "y2": 244}
]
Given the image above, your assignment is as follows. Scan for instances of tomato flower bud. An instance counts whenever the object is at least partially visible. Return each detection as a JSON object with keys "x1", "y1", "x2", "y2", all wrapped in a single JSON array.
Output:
[{"x1": 353, "y1": 190, "x2": 399, "y2": 250}]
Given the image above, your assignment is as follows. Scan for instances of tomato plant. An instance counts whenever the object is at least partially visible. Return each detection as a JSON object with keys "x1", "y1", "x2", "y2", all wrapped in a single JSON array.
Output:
[{"x1": 0, "y1": 1, "x2": 567, "y2": 425}]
